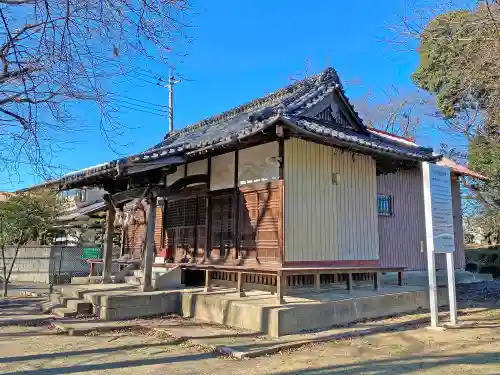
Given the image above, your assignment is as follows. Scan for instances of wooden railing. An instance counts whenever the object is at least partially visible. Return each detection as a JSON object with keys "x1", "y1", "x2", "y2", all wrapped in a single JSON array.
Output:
[{"x1": 177, "y1": 264, "x2": 405, "y2": 305}]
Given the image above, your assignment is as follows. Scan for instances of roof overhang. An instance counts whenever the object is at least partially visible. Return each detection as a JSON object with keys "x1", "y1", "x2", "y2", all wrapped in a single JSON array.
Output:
[
  {"x1": 57, "y1": 200, "x2": 107, "y2": 222},
  {"x1": 437, "y1": 157, "x2": 488, "y2": 180}
]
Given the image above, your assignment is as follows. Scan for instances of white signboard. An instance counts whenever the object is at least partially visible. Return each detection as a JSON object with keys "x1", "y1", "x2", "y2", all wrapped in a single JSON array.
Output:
[{"x1": 422, "y1": 162, "x2": 455, "y2": 253}]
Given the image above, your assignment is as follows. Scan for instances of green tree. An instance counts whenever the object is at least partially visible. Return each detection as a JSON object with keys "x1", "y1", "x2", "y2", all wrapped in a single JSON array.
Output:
[
  {"x1": 0, "y1": 192, "x2": 60, "y2": 297},
  {"x1": 412, "y1": 2, "x2": 500, "y2": 242}
]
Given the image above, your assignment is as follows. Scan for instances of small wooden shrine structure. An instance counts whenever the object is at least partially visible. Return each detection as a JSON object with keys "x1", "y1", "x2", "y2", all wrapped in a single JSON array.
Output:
[{"x1": 30, "y1": 68, "x2": 440, "y2": 300}]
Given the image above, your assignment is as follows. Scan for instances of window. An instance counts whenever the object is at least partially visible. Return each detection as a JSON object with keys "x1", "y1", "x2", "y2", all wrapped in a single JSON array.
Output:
[
  {"x1": 166, "y1": 196, "x2": 206, "y2": 253},
  {"x1": 377, "y1": 195, "x2": 393, "y2": 217}
]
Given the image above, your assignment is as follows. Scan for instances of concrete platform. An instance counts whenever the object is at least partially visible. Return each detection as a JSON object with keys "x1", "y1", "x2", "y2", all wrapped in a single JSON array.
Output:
[
  {"x1": 181, "y1": 285, "x2": 450, "y2": 337},
  {"x1": 53, "y1": 282, "x2": 450, "y2": 338}
]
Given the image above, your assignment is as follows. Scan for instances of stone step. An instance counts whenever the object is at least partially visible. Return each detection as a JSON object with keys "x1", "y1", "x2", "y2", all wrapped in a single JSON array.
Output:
[
  {"x1": 50, "y1": 292, "x2": 82, "y2": 305},
  {"x1": 125, "y1": 276, "x2": 142, "y2": 285},
  {"x1": 52, "y1": 307, "x2": 78, "y2": 318},
  {"x1": 132, "y1": 270, "x2": 167, "y2": 279},
  {"x1": 49, "y1": 292, "x2": 62, "y2": 304},
  {"x1": 66, "y1": 299, "x2": 93, "y2": 314},
  {"x1": 39, "y1": 300, "x2": 63, "y2": 314}
]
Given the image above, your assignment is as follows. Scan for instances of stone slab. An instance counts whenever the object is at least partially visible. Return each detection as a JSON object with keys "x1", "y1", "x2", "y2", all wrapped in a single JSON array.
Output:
[
  {"x1": 98, "y1": 291, "x2": 180, "y2": 320},
  {"x1": 53, "y1": 321, "x2": 142, "y2": 336},
  {"x1": 0, "y1": 314, "x2": 54, "y2": 327},
  {"x1": 52, "y1": 307, "x2": 78, "y2": 318}
]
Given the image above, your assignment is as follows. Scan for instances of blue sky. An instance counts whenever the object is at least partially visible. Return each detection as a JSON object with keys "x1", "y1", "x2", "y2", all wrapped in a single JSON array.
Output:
[{"x1": 3, "y1": 0, "x2": 461, "y2": 191}]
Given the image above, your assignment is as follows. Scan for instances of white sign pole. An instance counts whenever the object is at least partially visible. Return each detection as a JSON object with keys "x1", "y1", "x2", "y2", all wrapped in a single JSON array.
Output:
[
  {"x1": 423, "y1": 164, "x2": 439, "y2": 328},
  {"x1": 422, "y1": 162, "x2": 457, "y2": 329},
  {"x1": 446, "y1": 252, "x2": 458, "y2": 325},
  {"x1": 426, "y1": 247, "x2": 439, "y2": 328}
]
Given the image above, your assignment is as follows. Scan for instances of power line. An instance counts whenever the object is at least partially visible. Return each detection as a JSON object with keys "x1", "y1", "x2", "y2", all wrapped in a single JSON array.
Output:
[
  {"x1": 109, "y1": 98, "x2": 168, "y2": 112},
  {"x1": 119, "y1": 74, "x2": 161, "y2": 86},
  {"x1": 134, "y1": 67, "x2": 167, "y2": 81},
  {"x1": 107, "y1": 92, "x2": 168, "y2": 107},
  {"x1": 111, "y1": 104, "x2": 166, "y2": 116}
]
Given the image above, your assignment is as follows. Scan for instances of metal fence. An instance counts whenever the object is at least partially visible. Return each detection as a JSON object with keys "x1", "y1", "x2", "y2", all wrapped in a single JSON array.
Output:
[
  {"x1": 1, "y1": 245, "x2": 120, "y2": 285},
  {"x1": 49, "y1": 245, "x2": 122, "y2": 285}
]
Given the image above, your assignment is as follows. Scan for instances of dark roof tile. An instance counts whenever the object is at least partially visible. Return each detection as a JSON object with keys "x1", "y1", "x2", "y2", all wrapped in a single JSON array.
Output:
[{"x1": 25, "y1": 67, "x2": 436, "y2": 189}]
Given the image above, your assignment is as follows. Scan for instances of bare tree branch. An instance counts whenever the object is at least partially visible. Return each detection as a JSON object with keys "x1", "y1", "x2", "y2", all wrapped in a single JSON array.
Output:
[{"x1": 0, "y1": 0, "x2": 191, "y2": 181}]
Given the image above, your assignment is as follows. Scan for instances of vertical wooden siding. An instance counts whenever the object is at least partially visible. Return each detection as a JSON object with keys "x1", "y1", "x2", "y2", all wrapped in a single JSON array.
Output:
[
  {"x1": 377, "y1": 169, "x2": 427, "y2": 270},
  {"x1": 377, "y1": 169, "x2": 466, "y2": 270},
  {"x1": 239, "y1": 181, "x2": 283, "y2": 264},
  {"x1": 284, "y1": 138, "x2": 379, "y2": 262}
]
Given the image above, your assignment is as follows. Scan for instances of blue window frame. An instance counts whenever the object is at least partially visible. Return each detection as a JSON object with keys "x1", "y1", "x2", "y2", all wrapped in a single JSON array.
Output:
[{"x1": 377, "y1": 195, "x2": 393, "y2": 217}]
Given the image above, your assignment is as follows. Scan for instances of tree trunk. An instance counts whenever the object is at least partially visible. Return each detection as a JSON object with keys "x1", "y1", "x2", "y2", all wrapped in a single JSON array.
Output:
[
  {"x1": 1, "y1": 244, "x2": 8, "y2": 298},
  {"x1": 1, "y1": 218, "x2": 7, "y2": 297},
  {"x1": 4, "y1": 230, "x2": 25, "y2": 296},
  {"x1": 6, "y1": 242, "x2": 22, "y2": 283}
]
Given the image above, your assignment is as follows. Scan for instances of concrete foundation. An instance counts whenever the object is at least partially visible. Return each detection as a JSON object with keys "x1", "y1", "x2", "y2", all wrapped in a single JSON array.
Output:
[
  {"x1": 54, "y1": 283, "x2": 451, "y2": 338},
  {"x1": 97, "y1": 290, "x2": 181, "y2": 320},
  {"x1": 180, "y1": 286, "x2": 450, "y2": 337}
]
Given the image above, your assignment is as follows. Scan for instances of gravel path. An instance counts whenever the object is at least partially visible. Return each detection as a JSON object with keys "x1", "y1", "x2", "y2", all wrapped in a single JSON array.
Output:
[{"x1": 0, "y1": 281, "x2": 500, "y2": 374}]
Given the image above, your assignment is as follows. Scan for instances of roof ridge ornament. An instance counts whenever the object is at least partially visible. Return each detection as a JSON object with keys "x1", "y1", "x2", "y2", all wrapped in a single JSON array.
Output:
[{"x1": 317, "y1": 67, "x2": 343, "y2": 89}]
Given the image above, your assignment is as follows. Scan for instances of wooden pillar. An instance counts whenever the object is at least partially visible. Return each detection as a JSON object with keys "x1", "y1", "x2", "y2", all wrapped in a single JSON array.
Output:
[
  {"x1": 205, "y1": 270, "x2": 212, "y2": 292},
  {"x1": 237, "y1": 272, "x2": 245, "y2": 297},
  {"x1": 276, "y1": 272, "x2": 285, "y2": 304},
  {"x1": 142, "y1": 195, "x2": 157, "y2": 291},
  {"x1": 102, "y1": 203, "x2": 116, "y2": 283},
  {"x1": 346, "y1": 273, "x2": 353, "y2": 293},
  {"x1": 234, "y1": 149, "x2": 240, "y2": 259},
  {"x1": 118, "y1": 205, "x2": 126, "y2": 257},
  {"x1": 278, "y1": 137, "x2": 285, "y2": 266},
  {"x1": 205, "y1": 158, "x2": 212, "y2": 261},
  {"x1": 314, "y1": 273, "x2": 321, "y2": 293},
  {"x1": 373, "y1": 272, "x2": 382, "y2": 292}
]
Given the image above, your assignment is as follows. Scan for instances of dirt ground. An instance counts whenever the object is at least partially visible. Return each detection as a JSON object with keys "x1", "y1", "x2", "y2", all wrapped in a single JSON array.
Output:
[{"x1": 2, "y1": 283, "x2": 500, "y2": 374}]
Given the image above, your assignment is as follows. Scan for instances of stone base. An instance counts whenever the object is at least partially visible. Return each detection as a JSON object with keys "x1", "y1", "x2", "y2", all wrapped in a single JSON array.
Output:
[
  {"x1": 55, "y1": 283, "x2": 451, "y2": 338},
  {"x1": 97, "y1": 290, "x2": 181, "y2": 320},
  {"x1": 180, "y1": 287, "x2": 450, "y2": 337}
]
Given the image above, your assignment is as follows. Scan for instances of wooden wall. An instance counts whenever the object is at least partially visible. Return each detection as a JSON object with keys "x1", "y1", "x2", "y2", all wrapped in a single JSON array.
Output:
[
  {"x1": 123, "y1": 141, "x2": 283, "y2": 266},
  {"x1": 377, "y1": 168, "x2": 466, "y2": 270},
  {"x1": 283, "y1": 138, "x2": 379, "y2": 264},
  {"x1": 162, "y1": 181, "x2": 283, "y2": 266},
  {"x1": 238, "y1": 181, "x2": 282, "y2": 265}
]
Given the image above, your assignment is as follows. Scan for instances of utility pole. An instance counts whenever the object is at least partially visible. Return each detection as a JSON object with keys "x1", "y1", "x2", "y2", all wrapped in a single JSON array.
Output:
[{"x1": 167, "y1": 71, "x2": 179, "y2": 134}]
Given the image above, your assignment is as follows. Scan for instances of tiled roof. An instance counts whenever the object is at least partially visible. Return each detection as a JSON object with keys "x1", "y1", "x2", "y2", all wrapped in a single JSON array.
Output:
[
  {"x1": 290, "y1": 116, "x2": 436, "y2": 160},
  {"x1": 57, "y1": 200, "x2": 107, "y2": 221},
  {"x1": 139, "y1": 67, "x2": 350, "y2": 160},
  {"x1": 26, "y1": 67, "x2": 437, "y2": 189},
  {"x1": 438, "y1": 157, "x2": 488, "y2": 180}
]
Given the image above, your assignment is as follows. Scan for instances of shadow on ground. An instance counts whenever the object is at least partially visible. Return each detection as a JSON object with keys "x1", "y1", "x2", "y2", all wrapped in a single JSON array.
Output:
[
  {"x1": 275, "y1": 351, "x2": 500, "y2": 375},
  {"x1": 1, "y1": 352, "x2": 213, "y2": 375}
]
